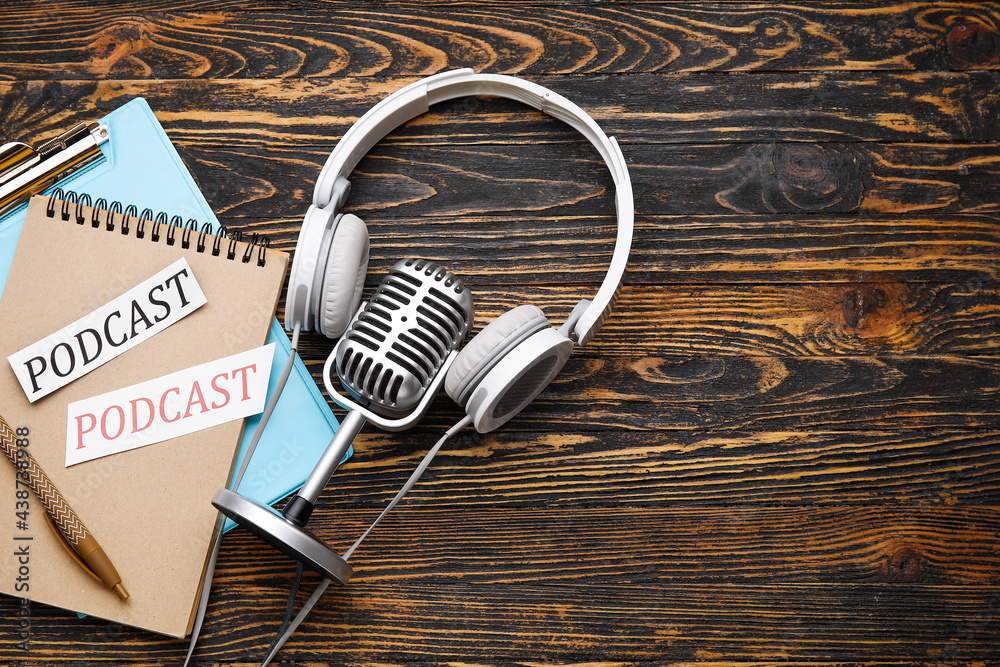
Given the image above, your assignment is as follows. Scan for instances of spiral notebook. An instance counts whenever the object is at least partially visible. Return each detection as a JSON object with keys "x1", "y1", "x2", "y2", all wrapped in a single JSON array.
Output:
[
  {"x1": 0, "y1": 97, "x2": 345, "y2": 534},
  {"x1": 0, "y1": 195, "x2": 287, "y2": 637}
]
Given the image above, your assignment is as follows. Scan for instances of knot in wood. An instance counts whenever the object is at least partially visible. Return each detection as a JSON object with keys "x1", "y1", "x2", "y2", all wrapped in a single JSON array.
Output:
[
  {"x1": 100, "y1": 18, "x2": 153, "y2": 50},
  {"x1": 717, "y1": 144, "x2": 867, "y2": 213},
  {"x1": 750, "y1": 17, "x2": 791, "y2": 40},
  {"x1": 87, "y1": 19, "x2": 156, "y2": 78},
  {"x1": 843, "y1": 286, "x2": 886, "y2": 329},
  {"x1": 883, "y1": 546, "x2": 922, "y2": 583},
  {"x1": 770, "y1": 144, "x2": 862, "y2": 211},
  {"x1": 947, "y1": 22, "x2": 1000, "y2": 67},
  {"x1": 773, "y1": 144, "x2": 836, "y2": 189}
]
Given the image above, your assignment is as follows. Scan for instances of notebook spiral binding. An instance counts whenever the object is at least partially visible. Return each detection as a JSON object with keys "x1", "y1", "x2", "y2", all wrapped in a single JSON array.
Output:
[{"x1": 43, "y1": 188, "x2": 270, "y2": 267}]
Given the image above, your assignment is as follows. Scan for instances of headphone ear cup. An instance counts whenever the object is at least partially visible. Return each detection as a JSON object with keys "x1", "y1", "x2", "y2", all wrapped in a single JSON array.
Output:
[
  {"x1": 444, "y1": 305, "x2": 550, "y2": 408},
  {"x1": 462, "y1": 328, "x2": 574, "y2": 433},
  {"x1": 318, "y1": 214, "x2": 369, "y2": 338},
  {"x1": 446, "y1": 305, "x2": 550, "y2": 407}
]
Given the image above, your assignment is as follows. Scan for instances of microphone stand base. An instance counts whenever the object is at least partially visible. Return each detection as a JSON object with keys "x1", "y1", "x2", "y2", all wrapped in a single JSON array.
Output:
[{"x1": 212, "y1": 488, "x2": 353, "y2": 584}]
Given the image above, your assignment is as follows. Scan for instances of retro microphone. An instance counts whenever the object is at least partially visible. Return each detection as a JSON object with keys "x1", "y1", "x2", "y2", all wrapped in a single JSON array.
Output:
[{"x1": 212, "y1": 258, "x2": 474, "y2": 582}]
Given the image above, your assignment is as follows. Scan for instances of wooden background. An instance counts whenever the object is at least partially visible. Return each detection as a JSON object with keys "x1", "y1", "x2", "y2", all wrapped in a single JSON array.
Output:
[{"x1": 2, "y1": 1, "x2": 999, "y2": 665}]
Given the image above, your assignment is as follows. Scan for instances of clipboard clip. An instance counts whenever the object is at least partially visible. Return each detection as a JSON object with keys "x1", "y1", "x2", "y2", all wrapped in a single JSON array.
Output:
[{"x1": 0, "y1": 121, "x2": 109, "y2": 217}]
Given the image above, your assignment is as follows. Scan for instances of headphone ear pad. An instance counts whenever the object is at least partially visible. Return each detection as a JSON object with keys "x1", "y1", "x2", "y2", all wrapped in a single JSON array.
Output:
[
  {"x1": 319, "y1": 214, "x2": 369, "y2": 338},
  {"x1": 446, "y1": 305, "x2": 550, "y2": 407}
]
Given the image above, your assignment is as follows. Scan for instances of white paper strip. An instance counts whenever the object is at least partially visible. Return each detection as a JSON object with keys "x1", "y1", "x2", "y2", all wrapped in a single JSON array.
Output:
[
  {"x1": 8, "y1": 257, "x2": 206, "y2": 402},
  {"x1": 65, "y1": 342, "x2": 275, "y2": 466}
]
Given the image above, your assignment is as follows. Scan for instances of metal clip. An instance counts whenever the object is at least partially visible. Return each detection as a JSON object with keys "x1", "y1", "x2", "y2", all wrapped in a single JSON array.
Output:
[{"x1": 0, "y1": 122, "x2": 109, "y2": 217}]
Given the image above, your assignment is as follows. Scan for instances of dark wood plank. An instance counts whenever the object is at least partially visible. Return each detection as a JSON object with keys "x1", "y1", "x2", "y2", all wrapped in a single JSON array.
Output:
[
  {"x1": 2, "y1": 2, "x2": 999, "y2": 79},
  {"x1": 499, "y1": 354, "x2": 1000, "y2": 431},
  {"x1": 628, "y1": 216, "x2": 1000, "y2": 285},
  {"x1": 416, "y1": 284, "x2": 1000, "y2": 357},
  {"x1": 282, "y1": 354, "x2": 1000, "y2": 432},
  {"x1": 3, "y1": 71, "x2": 1000, "y2": 147},
  {"x1": 217, "y1": 213, "x2": 1000, "y2": 288},
  {"x1": 653, "y1": 142, "x2": 1000, "y2": 217},
  {"x1": 277, "y1": 428, "x2": 1000, "y2": 508},
  {"x1": 4, "y1": 578, "x2": 997, "y2": 664},
  {"x1": 196, "y1": 582, "x2": 1000, "y2": 664},
  {"x1": 234, "y1": 507, "x2": 1000, "y2": 587},
  {"x1": 291, "y1": 283, "x2": 1000, "y2": 358},
  {"x1": 163, "y1": 141, "x2": 1000, "y2": 219}
]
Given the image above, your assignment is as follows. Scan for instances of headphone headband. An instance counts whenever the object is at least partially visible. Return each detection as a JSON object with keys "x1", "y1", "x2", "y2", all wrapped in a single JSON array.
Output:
[{"x1": 290, "y1": 69, "x2": 633, "y2": 345}]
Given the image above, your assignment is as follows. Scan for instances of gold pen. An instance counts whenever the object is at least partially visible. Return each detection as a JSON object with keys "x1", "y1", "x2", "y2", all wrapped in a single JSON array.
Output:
[{"x1": 0, "y1": 415, "x2": 128, "y2": 601}]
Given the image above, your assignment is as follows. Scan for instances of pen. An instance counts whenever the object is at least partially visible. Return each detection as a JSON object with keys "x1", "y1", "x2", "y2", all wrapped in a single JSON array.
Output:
[{"x1": 0, "y1": 414, "x2": 128, "y2": 601}]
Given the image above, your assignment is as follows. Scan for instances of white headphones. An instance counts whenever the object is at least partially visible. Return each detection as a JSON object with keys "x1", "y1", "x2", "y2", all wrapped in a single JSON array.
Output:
[{"x1": 285, "y1": 69, "x2": 634, "y2": 433}]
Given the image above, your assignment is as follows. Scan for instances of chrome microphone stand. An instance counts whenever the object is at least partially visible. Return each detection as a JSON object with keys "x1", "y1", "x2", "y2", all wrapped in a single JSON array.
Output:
[{"x1": 211, "y1": 356, "x2": 456, "y2": 583}]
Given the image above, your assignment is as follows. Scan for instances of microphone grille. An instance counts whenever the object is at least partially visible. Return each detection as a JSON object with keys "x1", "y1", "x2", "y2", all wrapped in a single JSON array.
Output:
[{"x1": 336, "y1": 259, "x2": 474, "y2": 415}]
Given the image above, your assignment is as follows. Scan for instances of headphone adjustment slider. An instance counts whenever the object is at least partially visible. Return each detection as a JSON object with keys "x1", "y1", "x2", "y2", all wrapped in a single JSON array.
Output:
[
  {"x1": 331, "y1": 176, "x2": 351, "y2": 211},
  {"x1": 558, "y1": 299, "x2": 592, "y2": 344}
]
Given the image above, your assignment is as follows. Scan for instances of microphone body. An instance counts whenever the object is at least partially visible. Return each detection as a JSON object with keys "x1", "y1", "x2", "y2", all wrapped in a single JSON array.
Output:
[
  {"x1": 338, "y1": 258, "x2": 475, "y2": 417},
  {"x1": 285, "y1": 258, "x2": 473, "y2": 525}
]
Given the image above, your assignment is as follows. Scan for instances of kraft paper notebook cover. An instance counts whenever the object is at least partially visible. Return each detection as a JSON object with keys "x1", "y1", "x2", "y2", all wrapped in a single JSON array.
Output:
[{"x1": 0, "y1": 196, "x2": 288, "y2": 637}]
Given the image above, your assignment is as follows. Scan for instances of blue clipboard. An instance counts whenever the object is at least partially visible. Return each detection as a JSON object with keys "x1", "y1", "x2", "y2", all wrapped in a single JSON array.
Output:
[{"x1": 0, "y1": 98, "x2": 346, "y2": 529}]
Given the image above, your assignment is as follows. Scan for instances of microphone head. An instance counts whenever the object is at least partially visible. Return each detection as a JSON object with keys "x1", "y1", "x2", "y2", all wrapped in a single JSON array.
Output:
[{"x1": 335, "y1": 258, "x2": 474, "y2": 417}]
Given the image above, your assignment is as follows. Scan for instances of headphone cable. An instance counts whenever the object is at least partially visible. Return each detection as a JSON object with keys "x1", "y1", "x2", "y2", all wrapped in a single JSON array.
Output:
[
  {"x1": 258, "y1": 414, "x2": 472, "y2": 667},
  {"x1": 345, "y1": 414, "x2": 471, "y2": 559}
]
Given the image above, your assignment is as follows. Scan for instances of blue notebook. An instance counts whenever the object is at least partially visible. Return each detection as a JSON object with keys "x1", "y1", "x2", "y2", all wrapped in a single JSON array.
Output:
[{"x1": 0, "y1": 98, "x2": 345, "y2": 526}]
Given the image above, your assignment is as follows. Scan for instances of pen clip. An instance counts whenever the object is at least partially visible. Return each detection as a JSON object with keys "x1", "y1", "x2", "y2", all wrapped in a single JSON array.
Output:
[
  {"x1": 41, "y1": 512, "x2": 102, "y2": 583},
  {"x1": 0, "y1": 121, "x2": 110, "y2": 217}
]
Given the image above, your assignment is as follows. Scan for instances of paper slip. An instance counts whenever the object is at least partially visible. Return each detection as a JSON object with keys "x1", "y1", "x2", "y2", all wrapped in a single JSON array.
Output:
[
  {"x1": 65, "y1": 342, "x2": 275, "y2": 466},
  {"x1": 8, "y1": 257, "x2": 206, "y2": 402}
]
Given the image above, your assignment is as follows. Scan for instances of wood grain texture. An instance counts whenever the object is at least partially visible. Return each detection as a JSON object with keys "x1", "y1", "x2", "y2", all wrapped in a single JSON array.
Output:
[
  {"x1": 289, "y1": 283, "x2": 1000, "y2": 357},
  {"x1": 283, "y1": 354, "x2": 1000, "y2": 432},
  {"x1": 274, "y1": 428, "x2": 1000, "y2": 506},
  {"x1": 237, "y1": 210, "x2": 1000, "y2": 282},
  {"x1": 173, "y1": 142, "x2": 1000, "y2": 219},
  {"x1": 1, "y1": 2, "x2": 999, "y2": 79},
  {"x1": 0, "y1": 0, "x2": 998, "y2": 665},
  {"x1": 3, "y1": 71, "x2": 1000, "y2": 146},
  {"x1": 10, "y1": 577, "x2": 1000, "y2": 663}
]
